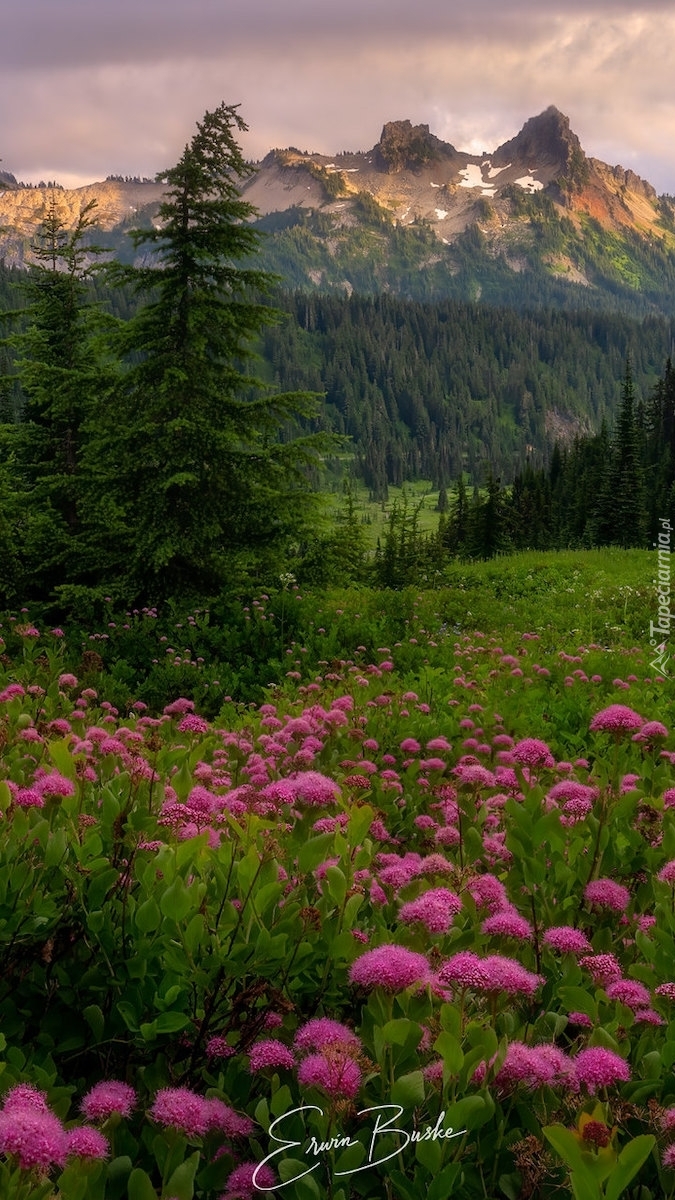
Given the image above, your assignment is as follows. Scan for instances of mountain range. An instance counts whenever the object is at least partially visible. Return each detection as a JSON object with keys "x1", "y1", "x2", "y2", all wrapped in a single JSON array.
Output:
[{"x1": 2, "y1": 106, "x2": 675, "y2": 313}]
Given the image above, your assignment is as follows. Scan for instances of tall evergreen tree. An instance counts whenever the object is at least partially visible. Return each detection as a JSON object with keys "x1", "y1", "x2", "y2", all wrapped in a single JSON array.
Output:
[
  {"x1": 607, "y1": 358, "x2": 646, "y2": 547},
  {"x1": 96, "y1": 103, "x2": 327, "y2": 599},
  {"x1": 1, "y1": 196, "x2": 113, "y2": 596}
]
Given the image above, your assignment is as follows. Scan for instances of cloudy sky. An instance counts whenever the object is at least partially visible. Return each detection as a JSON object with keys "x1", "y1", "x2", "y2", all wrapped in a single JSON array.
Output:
[{"x1": 3, "y1": 0, "x2": 675, "y2": 193}]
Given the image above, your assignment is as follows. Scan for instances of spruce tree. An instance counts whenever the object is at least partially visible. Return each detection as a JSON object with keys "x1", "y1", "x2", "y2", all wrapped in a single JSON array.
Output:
[
  {"x1": 97, "y1": 103, "x2": 326, "y2": 599},
  {"x1": 608, "y1": 359, "x2": 646, "y2": 547},
  {"x1": 1, "y1": 196, "x2": 113, "y2": 596}
]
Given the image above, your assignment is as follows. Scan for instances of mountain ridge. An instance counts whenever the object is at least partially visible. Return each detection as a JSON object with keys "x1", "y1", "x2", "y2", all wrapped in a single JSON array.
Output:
[{"x1": 2, "y1": 107, "x2": 675, "y2": 314}]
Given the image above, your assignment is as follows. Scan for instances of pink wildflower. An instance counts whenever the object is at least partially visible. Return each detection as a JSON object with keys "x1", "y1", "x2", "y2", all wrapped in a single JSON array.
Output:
[
  {"x1": 579, "y1": 954, "x2": 623, "y2": 985},
  {"x1": 297, "y1": 1052, "x2": 362, "y2": 1099},
  {"x1": 13, "y1": 787, "x2": 44, "y2": 808},
  {"x1": 438, "y1": 951, "x2": 489, "y2": 990},
  {"x1": 467, "y1": 874, "x2": 509, "y2": 913},
  {"x1": 221, "y1": 1161, "x2": 277, "y2": 1199},
  {"x1": 589, "y1": 705, "x2": 644, "y2": 734},
  {"x1": 36, "y1": 772, "x2": 75, "y2": 798},
  {"x1": 663, "y1": 1145, "x2": 675, "y2": 1170},
  {"x1": 349, "y1": 944, "x2": 430, "y2": 991},
  {"x1": 481, "y1": 955, "x2": 542, "y2": 997},
  {"x1": 657, "y1": 862, "x2": 675, "y2": 884},
  {"x1": 482, "y1": 908, "x2": 533, "y2": 940},
  {"x1": 584, "y1": 879, "x2": 630, "y2": 912},
  {"x1": 149, "y1": 1088, "x2": 210, "y2": 1137},
  {"x1": 632, "y1": 720, "x2": 668, "y2": 742},
  {"x1": 512, "y1": 738, "x2": 555, "y2": 769},
  {"x1": 543, "y1": 927, "x2": 593, "y2": 955},
  {"x1": 206, "y1": 1037, "x2": 234, "y2": 1060},
  {"x1": 547, "y1": 780, "x2": 597, "y2": 806},
  {"x1": 453, "y1": 763, "x2": 497, "y2": 788},
  {"x1": 605, "y1": 979, "x2": 651, "y2": 1009},
  {"x1": 567, "y1": 1012, "x2": 593, "y2": 1028},
  {"x1": 205, "y1": 1099, "x2": 254, "y2": 1137},
  {"x1": 655, "y1": 983, "x2": 675, "y2": 1000},
  {"x1": 494, "y1": 1042, "x2": 572, "y2": 1091},
  {"x1": 81, "y1": 1081, "x2": 136, "y2": 1122},
  {"x1": 573, "y1": 1047, "x2": 630, "y2": 1092},
  {"x1": 660, "y1": 1107, "x2": 675, "y2": 1133},
  {"x1": 294, "y1": 1019, "x2": 361, "y2": 1055},
  {"x1": 2, "y1": 1085, "x2": 49, "y2": 1113},
  {"x1": 249, "y1": 1040, "x2": 295, "y2": 1071},
  {"x1": 289, "y1": 771, "x2": 341, "y2": 807},
  {"x1": 0, "y1": 1105, "x2": 67, "y2": 1170},
  {"x1": 400, "y1": 738, "x2": 421, "y2": 754},
  {"x1": 633, "y1": 1008, "x2": 665, "y2": 1025},
  {"x1": 164, "y1": 697, "x2": 195, "y2": 716},
  {"x1": 66, "y1": 1126, "x2": 109, "y2": 1159},
  {"x1": 398, "y1": 888, "x2": 462, "y2": 934},
  {"x1": 178, "y1": 714, "x2": 209, "y2": 735}
]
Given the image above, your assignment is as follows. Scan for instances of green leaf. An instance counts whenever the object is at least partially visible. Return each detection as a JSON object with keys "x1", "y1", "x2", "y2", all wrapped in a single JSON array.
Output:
[
  {"x1": 391, "y1": 1069, "x2": 425, "y2": 1107},
  {"x1": 427, "y1": 1165, "x2": 463, "y2": 1200},
  {"x1": 0, "y1": 781, "x2": 13, "y2": 812},
  {"x1": 87, "y1": 867, "x2": 119, "y2": 909},
  {"x1": 83, "y1": 1004, "x2": 105, "y2": 1043},
  {"x1": 48, "y1": 737, "x2": 77, "y2": 779},
  {"x1": 159, "y1": 877, "x2": 192, "y2": 922},
  {"x1": 155, "y1": 1011, "x2": 191, "y2": 1034},
  {"x1": 382, "y1": 1018, "x2": 422, "y2": 1047},
  {"x1": 135, "y1": 897, "x2": 162, "y2": 933},
  {"x1": 325, "y1": 865, "x2": 347, "y2": 906},
  {"x1": 127, "y1": 1168, "x2": 158, "y2": 1200},
  {"x1": 183, "y1": 913, "x2": 206, "y2": 954},
  {"x1": 298, "y1": 832, "x2": 336, "y2": 874},
  {"x1": 347, "y1": 803, "x2": 375, "y2": 844},
  {"x1": 604, "y1": 1135, "x2": 656, "y2": 1200},
  {"x1": 236, "y1": 845, "x2": 261, "y2": 893},
  {"x1": 164, "y1": 1151, "x2": 200, "y2": 1200},
  {"x1": 117, "y1": 1001, "x2": 140, "y2": 1032},
  {"x1": 542, "y1": 1125, "x2": 599, "y2": 1182},
  {"x1": 416, "y1": 1136, "x2": 443, "y2": 1172},
  {"x1": 434, "y1": 1031, "x2": 464, "y2": 1074},
  {"x1": 45, "y1": 827, "x2": 68, "y2": 867},
  {"x1": 558, "y1": 986, "x2": 598, "y2": 1020}
]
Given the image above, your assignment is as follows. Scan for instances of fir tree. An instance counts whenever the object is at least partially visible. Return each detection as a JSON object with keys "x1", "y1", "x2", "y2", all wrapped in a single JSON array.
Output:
[
  {"x1": 96, "y1": 103, "x2": 328, "y2": 599},
  {"x1": 608, "y1": 358, "x2": 646, "y2": 547},
  {"x1": 1, "y1": 196, "x2": 113, "y2": 595}
]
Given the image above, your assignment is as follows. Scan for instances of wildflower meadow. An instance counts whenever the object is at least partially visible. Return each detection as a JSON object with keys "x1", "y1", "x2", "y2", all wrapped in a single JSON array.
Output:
[{"x1": 1, "y1": 561, "x2": 675, "y2": 1200}]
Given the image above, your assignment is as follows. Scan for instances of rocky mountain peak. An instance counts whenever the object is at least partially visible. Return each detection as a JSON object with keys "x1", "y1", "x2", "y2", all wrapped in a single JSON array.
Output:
[
  {"x1": 493, "y1": 106, "x2": 585, "y2": 176},
  {"x1": 373, "y1": 120, "x2": 458, "y2": 174}
]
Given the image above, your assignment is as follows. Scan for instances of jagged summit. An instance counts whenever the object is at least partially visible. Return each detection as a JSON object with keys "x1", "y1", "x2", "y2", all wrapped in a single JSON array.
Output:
[
  {"x1": 494, "y1": 106, "x2": 582, "y2": 169},
  {"x1": 372, "y1": 120, "x2": 459, "y2": 173},
  {"x1": 1, "y1": 106, "x2": 674, "y2": 313}
]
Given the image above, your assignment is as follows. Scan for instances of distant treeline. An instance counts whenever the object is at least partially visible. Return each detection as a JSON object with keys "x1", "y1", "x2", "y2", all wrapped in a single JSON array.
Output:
[
  {"x1": 2, "y1": 267, "x2": 675, "y2": 493},
  {"x1": 260, "y1": 291, "x2": 675, "y2": 493},
  {"x1": 365, "y1": 359, "x2": 675, "y2": 588}
]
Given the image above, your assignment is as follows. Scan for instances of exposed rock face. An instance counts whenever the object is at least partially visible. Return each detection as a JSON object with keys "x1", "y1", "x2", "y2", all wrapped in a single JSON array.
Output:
[
  {"x1": 373, "y1": 120, "x2": 459, "y2": 174},
  {"x1": 0, "y1": 107, "x2": 672, "y2": 275},
  {"x1": 493, "y1": 106, "x2": 585, "y2": 175},
  {"x1": 602, "y1": 162, "x2": 658, "y2": 202}
]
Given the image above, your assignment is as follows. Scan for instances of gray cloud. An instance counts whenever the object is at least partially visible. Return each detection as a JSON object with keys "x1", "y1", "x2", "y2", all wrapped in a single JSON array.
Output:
[{"x1": 2, "y1": 2, "x2": 675, "y2": 193}]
